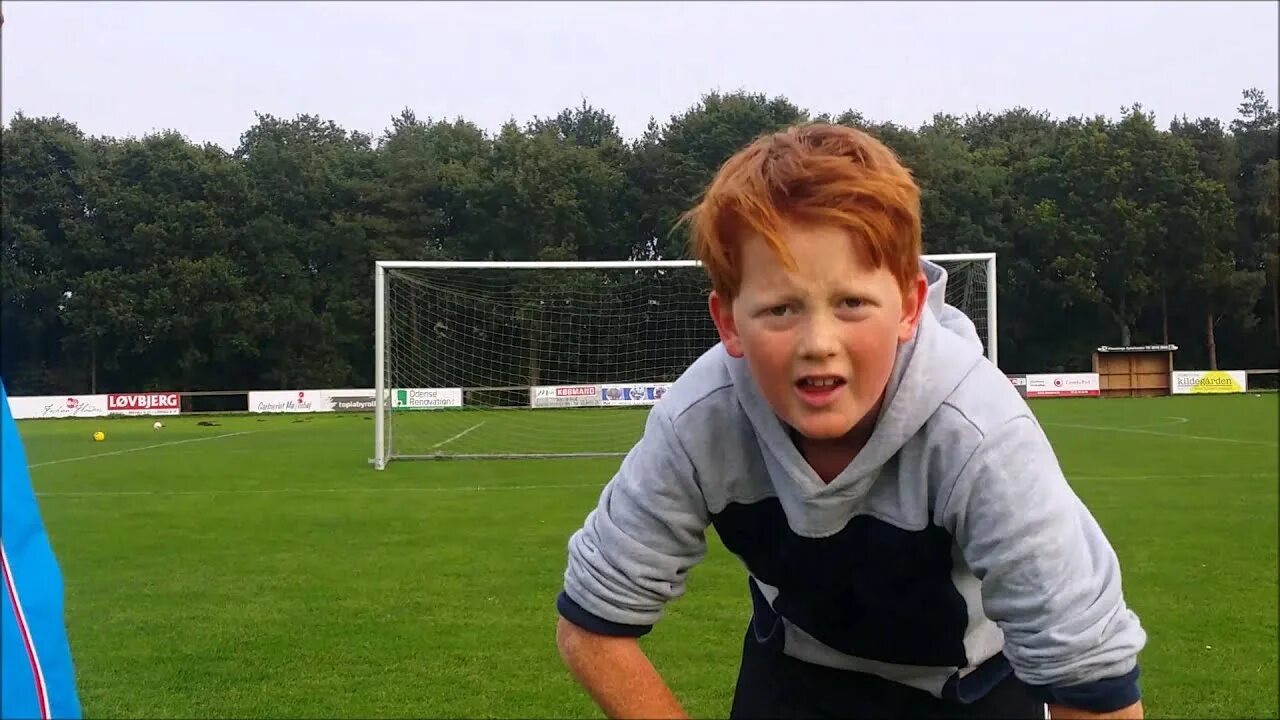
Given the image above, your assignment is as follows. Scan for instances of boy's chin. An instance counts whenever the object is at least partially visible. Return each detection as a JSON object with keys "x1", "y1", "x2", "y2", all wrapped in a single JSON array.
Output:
[
  {"x1": 787, "y1": 414, "x2": 862, "y2": 442},
  {"x1": 785, "y1": 402, "x2": 881, "y2": 443}
]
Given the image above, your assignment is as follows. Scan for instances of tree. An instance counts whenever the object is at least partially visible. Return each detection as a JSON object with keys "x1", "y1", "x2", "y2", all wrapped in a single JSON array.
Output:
[
  {"x1": 1228, "y1": 89, "x2": 1280, "y2": 363},
  {"x1": 633, "y1": 91, "x2": 808, "y2": 260},
  {"x1": 477, "y1": 118, "x2": 630, "y2": 262},
  {"x1": 376, "y1": 109, "x2": 491, "y2": 261},
  {"x1": 962, "y1": 109, "x2": 1079, "y2": 369},
  {"x1": 233, "y1": 113, "x2": 386, "y2": 389},
  {"x1": 1167, "y1": 117, "x2": 1240, "y2": 346},
  {"x1": 1, "y1": 114, "x2": 100, "y2": 392},
  {"x1": 910, "y1": 113, "x2": 1010, "y2": 257},
  {"x1": 4, "y1": 90, "x2": 1277, "y2": 395},
  {"x1": 77, "y1": 133, "x2": 260, "y2": 390},
  {"x1": 1253, "y1": 158, "x2": 1279, "y2": 348}
]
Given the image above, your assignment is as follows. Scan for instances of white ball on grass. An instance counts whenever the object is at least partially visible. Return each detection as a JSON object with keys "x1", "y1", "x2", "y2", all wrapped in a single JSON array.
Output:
[{"x1": 153, "y1": 421, "x2": 164, "y2": 430}]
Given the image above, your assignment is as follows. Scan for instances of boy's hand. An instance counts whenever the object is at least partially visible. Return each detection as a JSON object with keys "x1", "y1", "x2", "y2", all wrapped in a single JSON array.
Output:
[
  {"x1": 1049, "y1": 700, "x2": 1144, "y2": 719},
  {"x1": 556, "y1": 617, "x2": 687, "y2": 719}
]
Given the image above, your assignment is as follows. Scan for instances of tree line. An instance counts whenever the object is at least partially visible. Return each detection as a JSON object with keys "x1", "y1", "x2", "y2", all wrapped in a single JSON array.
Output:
[{"x1": 1, "y1": 89, "x2": 1276, "y2": 396}]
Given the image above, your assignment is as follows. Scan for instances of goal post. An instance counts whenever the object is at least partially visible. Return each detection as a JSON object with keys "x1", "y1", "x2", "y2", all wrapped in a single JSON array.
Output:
[{"x1": 372, "y1": 253, "x2": 997, "y2": 468}]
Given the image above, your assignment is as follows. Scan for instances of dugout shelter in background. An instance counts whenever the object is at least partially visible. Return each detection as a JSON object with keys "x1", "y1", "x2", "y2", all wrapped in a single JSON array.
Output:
[{"x1": 1093, "y1": 345, "x2": 1178, "y2": 398}]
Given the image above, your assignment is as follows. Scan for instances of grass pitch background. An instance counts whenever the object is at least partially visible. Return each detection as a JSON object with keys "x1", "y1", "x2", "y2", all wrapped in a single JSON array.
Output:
[{"x1": 20, "y1": 395, "x2": 1279, "y2": 718}]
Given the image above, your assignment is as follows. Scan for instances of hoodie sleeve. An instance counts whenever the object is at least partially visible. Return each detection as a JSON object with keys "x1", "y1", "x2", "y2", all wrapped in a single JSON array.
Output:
[
  {"x1": 2, "y1": 381, "x2": 83, "y2": 720},
  {"x1": 938, "y1": 414, "x2": 1147, "y2": 713},
  {"x1": 556, "y1": 404, "x2": 710, "y2": 636}
]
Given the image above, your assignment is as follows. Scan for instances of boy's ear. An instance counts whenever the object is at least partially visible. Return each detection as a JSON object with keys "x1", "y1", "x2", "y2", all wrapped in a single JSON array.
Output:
[
  {"x1": 709, "y1": 291, "x2": 745, "y2": 358},
  {"x1": 897, "y1": 272, "x2": 929, "y2": 344}
]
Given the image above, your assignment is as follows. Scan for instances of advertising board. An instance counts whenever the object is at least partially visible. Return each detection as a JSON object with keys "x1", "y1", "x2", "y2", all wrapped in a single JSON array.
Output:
[
  {"x1": 249, "y1": 390, "x2": 322, "y2": 414},
  {"x1": 328, "y1": 390, "x2": 379, "y2": 412},
  {"x1": 7, "y1": 395, "x2": 110, "y2": 420},
  {"x1": 392, "y1": 388, "x2": 464, "y2": 409},
  {"x1": 1025, "y1": 373, "x2": 1100, "y2": 398},
  {"x1": 1170, "y1": 370, "x2": 1247, "y2": 395},
  {"x1": 530, "y1": 385, "x2": 601, "y2": 409},
  {"x1": 1006, "y1": 374, "x2": 1028, "y2": 398},
  {"x1": 249, "y1": 388, "x2": 441, "y2": 413},
  {"x1": 599, "y1": 383, "x2": 673, "y2": 406},
  {"x1": 107, "y1": 392, "x2": 181, "y2": 416}
]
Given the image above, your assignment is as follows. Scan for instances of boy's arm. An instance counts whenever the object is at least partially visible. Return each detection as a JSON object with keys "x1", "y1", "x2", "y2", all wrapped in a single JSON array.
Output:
[
  {"x1": 556, "y1": 403, "x2": 709, "y2": 716},
  {"x1": 937, "y1": 414, "x2": 1147, "y2": 716},
  {"x1": 556, "y1": 617, "x2": 687, "y2": 719}
]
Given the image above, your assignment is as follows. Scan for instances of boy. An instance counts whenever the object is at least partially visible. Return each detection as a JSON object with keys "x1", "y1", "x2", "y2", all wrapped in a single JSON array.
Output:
[{"x1": 554, "y1": 123, "x2": 1146, "y2": 719}]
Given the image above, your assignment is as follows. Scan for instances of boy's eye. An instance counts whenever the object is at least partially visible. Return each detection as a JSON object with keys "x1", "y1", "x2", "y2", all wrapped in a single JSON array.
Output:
[
  {"x1": 767, "y1": 304, "x2": 792, "y2": 317},
  {"x1": 842, "y1": 298, "x2": 865, "y2": 310}
]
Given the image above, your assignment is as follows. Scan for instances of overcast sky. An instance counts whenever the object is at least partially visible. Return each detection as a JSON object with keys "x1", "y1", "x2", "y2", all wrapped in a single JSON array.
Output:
[{"x1": 2, "y1": 1, "x2": 1276, "y2": 149}]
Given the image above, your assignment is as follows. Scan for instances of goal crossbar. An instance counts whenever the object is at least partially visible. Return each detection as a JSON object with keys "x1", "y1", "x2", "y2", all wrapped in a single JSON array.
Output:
[{"x1": 374, "y1": 254, "x2": 996, "y2": 271}]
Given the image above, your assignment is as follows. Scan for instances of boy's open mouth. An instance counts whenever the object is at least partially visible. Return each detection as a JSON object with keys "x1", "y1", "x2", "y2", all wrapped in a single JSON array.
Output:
[
  {"x1": 796, "y1": 376, "x2": 846, "y2": 389},
  {"x1": 793, "y1": 376, "x2": 844, "y2": 404},
  {"x1": 795, "y1": 376, "x2": 848, "y2": 407},
  {"x1": 793, "y1": 376, "x2": 844, "y2": 386}
]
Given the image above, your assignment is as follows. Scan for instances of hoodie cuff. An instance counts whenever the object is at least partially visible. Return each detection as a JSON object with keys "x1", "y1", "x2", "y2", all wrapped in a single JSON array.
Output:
[
  {"x1": 1027, "y1": 665, "x2": 1141, "y2": 713},
  {"x1": 556, "y1": 591, "x2": 654, "y2": 638}
]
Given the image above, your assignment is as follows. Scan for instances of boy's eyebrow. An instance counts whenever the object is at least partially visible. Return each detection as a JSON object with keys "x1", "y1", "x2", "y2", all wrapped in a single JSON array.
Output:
[
  {"x1": 831, "y1": 286, "x2": 879, "y2": 300},
  {"x1": 746, "y1": 290, "x2": 802, "y2": 306},
  {"x1": 838, "y1": 292, "x2": 884, "y2": 307},
  {"x1": 745, "y1": 273, "x2": 800, "y2": 294}
]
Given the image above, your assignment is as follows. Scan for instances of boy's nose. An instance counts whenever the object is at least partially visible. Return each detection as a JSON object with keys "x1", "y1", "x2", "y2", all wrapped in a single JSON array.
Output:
[{"x1": 798, "y1": 316, "x2": 840, "y2": 359}]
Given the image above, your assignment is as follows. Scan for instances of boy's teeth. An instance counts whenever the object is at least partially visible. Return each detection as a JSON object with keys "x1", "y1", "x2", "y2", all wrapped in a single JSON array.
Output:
[{"x1": 805, "y1": 378, "x2": 837, "y2": 387}]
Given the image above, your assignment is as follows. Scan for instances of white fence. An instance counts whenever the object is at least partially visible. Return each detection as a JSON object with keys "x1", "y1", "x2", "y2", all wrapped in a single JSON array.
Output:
[{"x1": 7, "y1": 369, "x2": 1276, "y2": 420}]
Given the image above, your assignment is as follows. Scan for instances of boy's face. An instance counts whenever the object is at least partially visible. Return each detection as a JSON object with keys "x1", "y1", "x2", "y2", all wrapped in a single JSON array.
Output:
[{"x1": 709, "y1": 220, "x2": 927, "y2": 443}]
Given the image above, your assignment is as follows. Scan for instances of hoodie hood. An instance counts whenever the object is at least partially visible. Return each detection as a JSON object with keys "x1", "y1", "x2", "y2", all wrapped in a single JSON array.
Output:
[
  {"x1": 727, "y1": 258, "x2": 988, "y2": 506},
  {"x1": 866, "y1": 257, "x2": 987, "y2": 458}
]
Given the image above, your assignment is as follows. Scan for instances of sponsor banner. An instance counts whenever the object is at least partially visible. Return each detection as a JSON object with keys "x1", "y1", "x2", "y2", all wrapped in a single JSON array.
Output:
[
  {"x1": 393, "y1": 388, "x2": 463, "y2": 409},
  {"x1": 599, "y1": 383, "x2": 673, "y2": 407},
  {"x1": 107, "y1": 392, "x2": 181, "y2": 416},
  {"x1": 7, "y1": 394, "x2": 110, "y2": 420},
  {"x1": 1097, "y1": 344, "x2": 1178, "y2": 353},
  {"x1": 1171, "y1": 370, "x2": 1247, "y2": 395},
  {"x1": 328, "y1": 389, "x2": 378, "y2": 412},
  {"x1": 249, "y1": 388, "x2": 395, "y2": 413},
  {"x1": 1026, "y1": 373, "x2": 1100, "y2": 398},
  {"x1": 1006, "y1": 374, "x2": 1028, "y2": 398},
  {"x1": 530, "y1": 384, "x2": 601, "y2": 409},
  {"x1": 250, "y1": 389, "x2": 324, "y2": 414}
]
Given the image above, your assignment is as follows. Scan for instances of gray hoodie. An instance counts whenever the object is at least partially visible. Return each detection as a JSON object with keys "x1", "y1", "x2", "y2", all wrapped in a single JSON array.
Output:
[{"x1": 558, "y1": 259, "x2": 1146, "y2": 711}]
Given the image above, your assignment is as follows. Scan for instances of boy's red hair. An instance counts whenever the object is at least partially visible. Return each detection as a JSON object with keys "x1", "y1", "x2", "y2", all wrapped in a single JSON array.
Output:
[{"x1": 684, "y1": 123, "x2": 922, "y2": 300}]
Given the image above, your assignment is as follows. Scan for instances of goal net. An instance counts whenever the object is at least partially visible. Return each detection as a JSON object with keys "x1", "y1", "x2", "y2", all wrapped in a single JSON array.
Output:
[{"x1": 372, "y1": 255, "x2": 996, "y2": 467}]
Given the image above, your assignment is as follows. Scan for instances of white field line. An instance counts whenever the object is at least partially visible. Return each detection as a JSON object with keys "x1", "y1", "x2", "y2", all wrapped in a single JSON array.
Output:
[
  {"x1": 1043, "y1": 421, "x2": 1277, "y2": 447},
  {"x1": 29, "y1": 431, "x2": 255, "y2": 469},
  {"x1": 33, "y1": 471, "x2": 1277, "y2": 500},
  {"x1": 1129, "y1": 416, "x2": 1189, "y2": 429},
  {"x1": 429, "y1": 422, "x2": 485, "y2": 450}
]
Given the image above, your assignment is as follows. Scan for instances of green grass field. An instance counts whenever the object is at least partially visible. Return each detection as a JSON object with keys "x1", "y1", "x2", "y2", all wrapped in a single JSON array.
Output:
[{"x1": 19, "y1": 394, "x2": 1279, "y2": 719}]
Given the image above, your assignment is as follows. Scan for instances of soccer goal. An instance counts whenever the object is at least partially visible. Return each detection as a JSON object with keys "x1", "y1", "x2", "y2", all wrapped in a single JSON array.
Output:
[{"x1": 372, "y1": 254, "x2": 997, "y2": 467}]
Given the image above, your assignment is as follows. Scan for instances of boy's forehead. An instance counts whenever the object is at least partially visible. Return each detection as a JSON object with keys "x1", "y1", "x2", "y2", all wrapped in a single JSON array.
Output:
[
  {"x1": 733, "y1": 232, "x2": 795, "y2": 281},
  {"x1": 732, "y1": 231, "x2": 904, "y2": 304},
  {"x1": 736, "y1": 226, "x2": 864, "y2": 277}
]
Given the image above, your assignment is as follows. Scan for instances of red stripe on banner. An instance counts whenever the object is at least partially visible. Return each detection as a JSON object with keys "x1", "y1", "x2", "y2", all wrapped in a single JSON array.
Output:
[{"x1": 0, "y1": 544, "x2": 51, "y2": 719}]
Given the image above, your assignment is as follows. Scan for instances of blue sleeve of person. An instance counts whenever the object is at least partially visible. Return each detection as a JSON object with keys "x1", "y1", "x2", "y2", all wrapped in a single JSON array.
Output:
[{"x1": 1, "y1": 380, "x2": 83, "y2": 720}]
